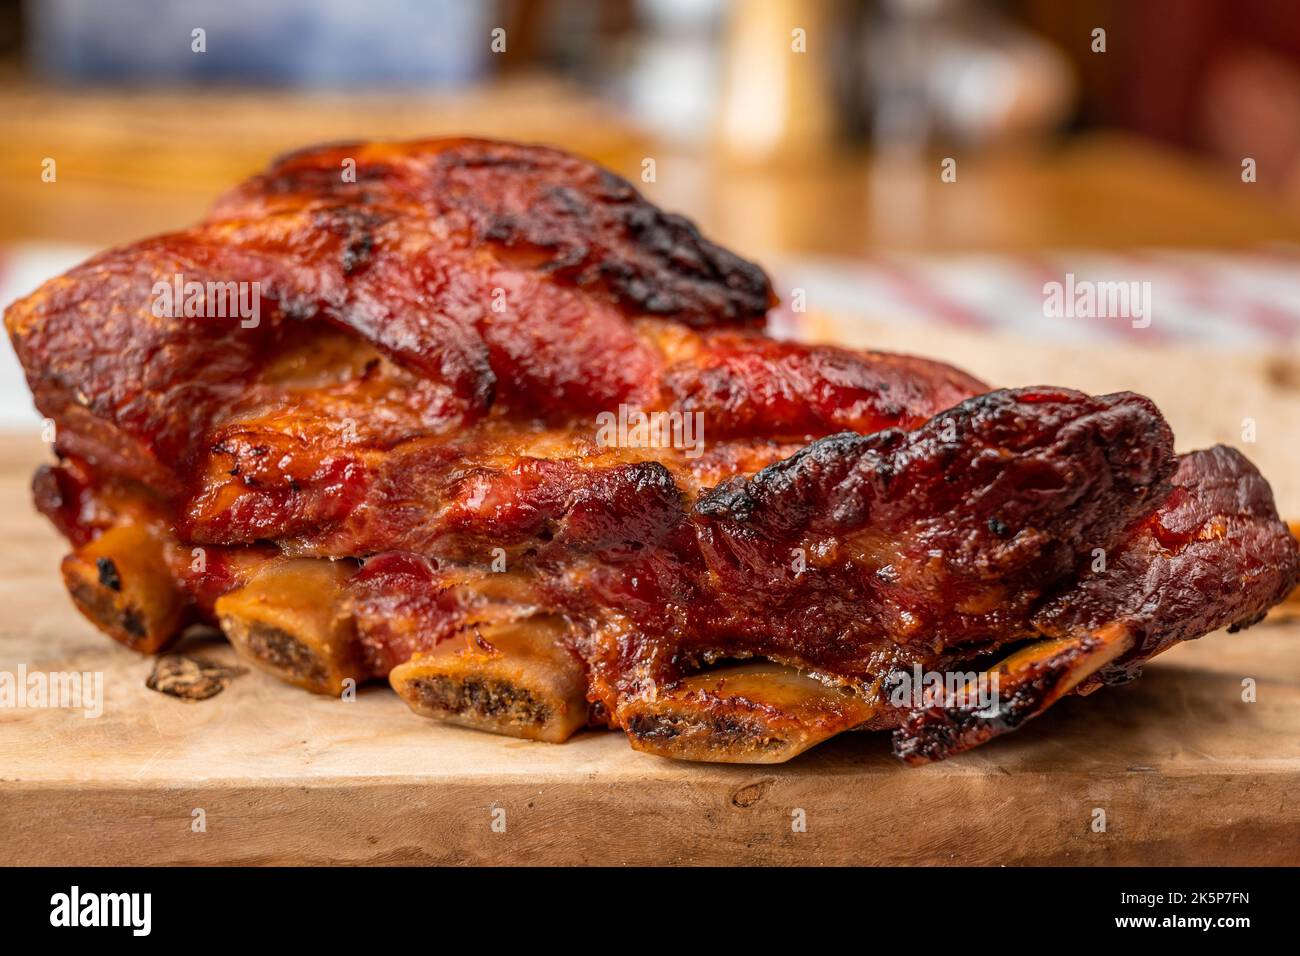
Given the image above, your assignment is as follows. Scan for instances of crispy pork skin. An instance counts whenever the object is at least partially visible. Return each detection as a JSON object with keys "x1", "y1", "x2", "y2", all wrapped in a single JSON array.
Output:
[{"x1": 5, "y1": 138, "x2": 1297, "y2": 763}]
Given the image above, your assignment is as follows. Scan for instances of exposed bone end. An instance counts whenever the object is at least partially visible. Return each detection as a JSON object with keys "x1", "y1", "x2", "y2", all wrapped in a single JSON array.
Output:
[
  {"x1": 216, "y1": 558, "x2": 360, "y2": 695},
  {"x1": 61, "y1": 524, "x2": 186, "y2": 654},
  {"x1": 390, "y1": 616, "x2": 587, "y2": 743},
  {"x1": 892, "y1": 623, "x2": 1136, "y2": 765},
  {"x1": 619, "y1": 662, "x2": 879, "y2": 764}
]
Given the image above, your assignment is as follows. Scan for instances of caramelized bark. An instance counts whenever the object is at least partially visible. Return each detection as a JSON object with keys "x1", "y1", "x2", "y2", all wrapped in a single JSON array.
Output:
[
  {"x1": 6, "y1": 139, "x2": 983, "y2": 507},
  {"x1": 895, "y1": 447, "x2": 1300, "y2": 763},
  {"x1": 1036, "y1": 446, "x2": 1299, "y2": 682},
  {"x1": 683, "y1": 387, "x2": 1176, "y2": 675},
  {"x1": 543, "y1": 386, "x2": 1178, "y2": 722}
]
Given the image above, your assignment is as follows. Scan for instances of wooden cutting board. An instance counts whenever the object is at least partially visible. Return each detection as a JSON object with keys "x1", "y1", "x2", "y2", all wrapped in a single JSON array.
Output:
[{"x1": 1, "y1": 326, "x2": 1298, "y2": 866}]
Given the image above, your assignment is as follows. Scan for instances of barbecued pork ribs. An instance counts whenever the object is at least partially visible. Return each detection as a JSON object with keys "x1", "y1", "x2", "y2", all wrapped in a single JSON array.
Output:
[{"x1": 6, "y1": 138, "x2": 1297, "y2": 764}]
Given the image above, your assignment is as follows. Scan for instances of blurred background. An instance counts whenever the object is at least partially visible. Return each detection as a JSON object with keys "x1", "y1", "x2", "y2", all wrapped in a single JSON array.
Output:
[{"x1": 2, "y1": 0, "x2": 1300, "y2": 425}]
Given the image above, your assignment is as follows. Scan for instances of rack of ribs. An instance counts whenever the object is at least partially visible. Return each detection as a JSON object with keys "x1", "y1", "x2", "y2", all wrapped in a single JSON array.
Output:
[{"x1": 6, "y1": 138, "x2": 1297, "y2": 763}]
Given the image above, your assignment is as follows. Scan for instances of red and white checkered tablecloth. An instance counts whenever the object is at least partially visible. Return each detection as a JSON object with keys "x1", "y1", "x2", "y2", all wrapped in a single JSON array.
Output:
[
  {"x1": 772, "y1": 247, "x2": 1300, "y2": 347},
  {"x1": 2, "y1": 242, "x2": 1297, "y2": 426}
]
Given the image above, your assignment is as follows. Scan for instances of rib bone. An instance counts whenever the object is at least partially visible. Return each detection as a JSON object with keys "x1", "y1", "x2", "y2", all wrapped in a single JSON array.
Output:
[
  {"x1": 215, "y1": 558, "x2": 360, "y2": 695},
  {"x1": 389, "y1": 615, "x2": 588, "y2": 743},
  {"x1": 892, "y1": 624, "x2": 1135, "y2": 765},
  {"x1": 620, "y1": 662, "x2": 879, "y2": 763},
  {"x1": 61, "y1": 523, "x2": 186, "y2": 654}
]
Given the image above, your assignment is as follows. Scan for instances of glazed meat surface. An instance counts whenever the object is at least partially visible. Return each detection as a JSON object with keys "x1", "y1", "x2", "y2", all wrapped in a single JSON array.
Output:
[{"x1": 7, "y1": 138, "x2": 1298, "y2": 763}]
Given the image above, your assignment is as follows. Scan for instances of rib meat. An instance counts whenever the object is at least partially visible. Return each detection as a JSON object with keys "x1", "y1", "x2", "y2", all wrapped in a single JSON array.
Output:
[{"x1": 6, "y1": 137, "x2": 1297, "y2": 763}]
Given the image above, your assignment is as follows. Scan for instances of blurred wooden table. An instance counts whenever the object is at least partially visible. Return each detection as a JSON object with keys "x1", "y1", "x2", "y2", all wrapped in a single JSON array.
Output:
[{"x1": 4, "y1": 79, "x2": 1300, "y2": 258}]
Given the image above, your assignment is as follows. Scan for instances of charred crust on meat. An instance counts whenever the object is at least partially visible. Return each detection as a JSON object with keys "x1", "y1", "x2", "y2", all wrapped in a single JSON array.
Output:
[
  {"x1": 694, "y1": 431, "x2": 876, "y2": 530},
  {"x1": 692, "y1": 476, "x2": 755, "y2": 522},
  {"x1": 341, "y1": 234, "x2": 374, "y2": 276},
  {"x1": 311, "y1": 206, "x2": 383, "y2": 276},
  {"x1": 96, "y1": 556, "x2": 122, "y2": 592},
  {"x1": 987, "y1": 517, "x2": 1012, "y2": 538},
  {"x1": 430, "y1": 142, "x2": 774, "y2": 325}
]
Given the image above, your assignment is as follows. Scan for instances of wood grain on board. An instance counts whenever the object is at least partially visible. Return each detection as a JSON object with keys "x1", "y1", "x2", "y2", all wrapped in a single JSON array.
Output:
[{"x1": 0, "y1": 327, "x2": 1297, "y2": 866}]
